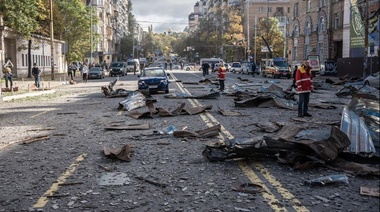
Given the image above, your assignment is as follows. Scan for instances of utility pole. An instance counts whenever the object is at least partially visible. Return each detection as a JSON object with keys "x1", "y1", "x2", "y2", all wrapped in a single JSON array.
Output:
[
  {"x1": 90, "y1": 1, "x2": 93, "y2": 65},
  {"x1": 254, "y1": 15, "x2": 257, "y2": 64},
  {"x1": 363, "y1": 0, "x2": 369, "y2": 78},
  {"x1": 50, "y1": 0, "x2": 55, "y2": 80},
  {"x1": 246, "y1": 0, "x2": 250, "y2": 61}
]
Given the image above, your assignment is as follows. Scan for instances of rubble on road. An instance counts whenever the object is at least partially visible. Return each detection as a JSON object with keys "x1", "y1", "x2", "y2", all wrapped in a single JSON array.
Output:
[
  {"x1": 101, "y1": 79, "x2": 133, "y2": 98},
  {"x1": 103, "y1": 144, "x2": 132, "y2": 162}
]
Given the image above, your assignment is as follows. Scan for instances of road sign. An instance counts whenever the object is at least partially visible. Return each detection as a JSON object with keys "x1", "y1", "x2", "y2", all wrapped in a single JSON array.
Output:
[{"x1": 261, "y1": 46, "x2": 273, "y2": 53}]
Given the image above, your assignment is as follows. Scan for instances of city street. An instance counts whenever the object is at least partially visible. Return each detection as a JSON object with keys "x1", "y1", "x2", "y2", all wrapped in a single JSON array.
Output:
[{"x1": 0, "y1": 70, "x2": 378, "y2": 211}]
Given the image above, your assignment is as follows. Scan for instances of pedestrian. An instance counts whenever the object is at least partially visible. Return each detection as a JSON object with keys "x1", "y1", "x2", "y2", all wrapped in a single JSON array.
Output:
[
  {"x1": 201, "y1": 62, "x2": 210, "y2": 76},
  {"x1": 82, "y1": 62, "x2": 89, "y2": 83},
  {"x1": 296, "y1": 59, "x2": 313, "y2": 117},
  {"x1": 211, "y1": 63, "x2": 215, "y2": 73},
  {"x1": 72, "y1": 63, "x2": 77, "y2": 77},
  {"x1": 133, "y1": 62, "x2": 137, "y2": 75},
  {"x1": 164, "y1": 61, "x2": 168, "y2": 70},
  {"x1": 217, "y1": 62, "x2": 227, "y2": 91},
  {"x1": 169, "y1": 61, "x2": 172, "y2": 70},
  {"x1": 68, "y1": 64, "x2": 74, "y2": 81},
  {"x1": 32, "y1": 63, "x2": 41, "y2": 88},
  {"x1": 251, "y1": 62, "x2": 256, "y2": 77},
  {"x1": 2, "y1": 59, "x2": 14, "y2": 89}
]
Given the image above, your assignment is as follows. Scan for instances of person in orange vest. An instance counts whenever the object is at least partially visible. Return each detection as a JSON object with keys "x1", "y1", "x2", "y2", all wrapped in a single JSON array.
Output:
[
  {"x1": 295, "y1": 59, "x2": 313, "y2": 117},
  {"x1": 217, "y1": 62, "x2": 227, "y2": 91}
]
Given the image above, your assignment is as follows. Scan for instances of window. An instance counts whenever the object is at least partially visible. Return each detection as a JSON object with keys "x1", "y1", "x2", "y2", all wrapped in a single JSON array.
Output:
[
  {"x1": 334, "y1": 13, "x2": 340, "y2": 29},
  {"x1": 319, "y1": 16, "x2": 325, "y2": 33},
  {"x1": 318, "y1": 42, "x2": 324, "y2": 62},
  {"x1": 287, "y1": 7, "x2": 290, "y2": 13},
  {"x1": 306, "y1": 0, "x2": 311, "y2": 12},
  {"x1": 268, "y1": 7, "x2": 272, "y2": 13},
  {"x1": 305, "y1": 20, "x2": 311, "y2": 34},
  {"x1": 259, "y1": 7, "x2": 263, "y2": 13},
  {"x1": 294, "y1": 3, "x2": 299, "y2": 17}
]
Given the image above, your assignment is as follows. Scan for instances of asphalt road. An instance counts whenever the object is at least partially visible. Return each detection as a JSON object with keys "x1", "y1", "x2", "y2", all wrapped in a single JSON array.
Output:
[{"x1": 0, "y1": 69, "x2": 378, "y2": 211}]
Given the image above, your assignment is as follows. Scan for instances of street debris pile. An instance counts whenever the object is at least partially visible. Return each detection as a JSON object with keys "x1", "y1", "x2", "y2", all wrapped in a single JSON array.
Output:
[
  {"x1": 101, "y1": 79, "x2": 133, "y2": 98},
  {"x1": 199, "y1": 77, "x2": 380, "y2": 177}
]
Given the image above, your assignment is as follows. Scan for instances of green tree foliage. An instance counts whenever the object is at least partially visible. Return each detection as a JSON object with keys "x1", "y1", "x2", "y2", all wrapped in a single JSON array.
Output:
[
  {"x1": 55, "y1": 0, "x2": 96, "y2": 63},
  {"x1": 0, "y1": 0, "x2": 42, "y2": 38},
  {"x1": 254, "y1": 17, "x2": 285, "y2": 60}
]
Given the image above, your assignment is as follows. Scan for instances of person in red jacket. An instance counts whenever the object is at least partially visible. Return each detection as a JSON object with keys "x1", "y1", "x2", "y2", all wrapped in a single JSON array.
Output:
[
  {"x1": 217, "y1": 62, "x2": 227, "y2": 91},
  {"x1": 295, "y1": 59, "x2": 313, "y2": 117}
]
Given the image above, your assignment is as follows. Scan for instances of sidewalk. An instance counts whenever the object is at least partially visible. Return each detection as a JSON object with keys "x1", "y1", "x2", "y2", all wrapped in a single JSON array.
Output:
[{"x1": 0, "y1": 75, "x2": 69, "y2": 102}]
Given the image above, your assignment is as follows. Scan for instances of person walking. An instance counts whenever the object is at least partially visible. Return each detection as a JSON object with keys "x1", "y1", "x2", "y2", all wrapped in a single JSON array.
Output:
[
  {"x1": 201, "y1": 62, "x2": 210, "y2": 76},
  {"x1": 217, "y1": 62, "x2": 227, "y2": 91},
  {"x1": 296, "y1": 59, "x2": 313, "y2": 117},
  {"x1": 68, "y1": 63, "x2": 74, "y2": 81},
  {"x1": 82, "y1": 62, "x2": 89, "y2": 83},
  {"x1": 32, "y1": 63, "x2": 42, "y2": 88},
  {"x1": 2, "y1": 59, "x2": 14, "y2": 89},
  {"x1": 251, "y1": 62, "x2": 256, "y2": 77},
  {"x1": 211, "y1": 63, "x2": 215, "y2": 73},
  {"x1": 133, "y1": 62, "x2": 137, "y2": 75}
]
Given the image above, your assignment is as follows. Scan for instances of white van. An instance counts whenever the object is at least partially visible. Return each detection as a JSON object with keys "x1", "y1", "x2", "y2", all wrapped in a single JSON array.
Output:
[{"x1": 127, "y1": 59, "x2": 140, "y2": 72}]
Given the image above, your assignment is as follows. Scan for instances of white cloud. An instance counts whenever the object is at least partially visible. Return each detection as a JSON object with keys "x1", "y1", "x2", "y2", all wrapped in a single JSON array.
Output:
[{"x1": 130, "y1": 0, "x2": 195, "y2": 33}]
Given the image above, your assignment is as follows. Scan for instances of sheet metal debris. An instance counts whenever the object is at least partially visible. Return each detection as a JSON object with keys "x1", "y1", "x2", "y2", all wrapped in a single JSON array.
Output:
[
  {"x1": 102, "y1": 79, "x2": 133, "y2": 98},
  {"x1": 217, "y1": 107, "x2": 243, "y2": 116},
  {"x1": 340, "y1": 87, "x2": 380, "y2": 157},
  {"x1": 103, "y1": 144, "x2": 132, "y2": 162},
  {"x1": 118, "y1": 91, "x2": 156, "y2": 111},
  {"x1": 98, "y1": 172, "x2": 131, "y2": 186},
  {"x1": 173, "y1": 124, "x2": 221, "y2": 138}
]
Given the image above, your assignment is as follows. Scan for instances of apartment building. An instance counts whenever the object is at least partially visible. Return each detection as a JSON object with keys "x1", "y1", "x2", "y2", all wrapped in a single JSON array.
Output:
[{"x1": 85, "y1": 0, "x2": 128, "y2": 63}]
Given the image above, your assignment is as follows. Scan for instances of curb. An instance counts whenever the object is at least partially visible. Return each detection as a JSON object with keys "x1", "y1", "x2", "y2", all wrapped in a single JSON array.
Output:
[{"x1": 2, "y1": 89, "x2": 56, "y2": 102}]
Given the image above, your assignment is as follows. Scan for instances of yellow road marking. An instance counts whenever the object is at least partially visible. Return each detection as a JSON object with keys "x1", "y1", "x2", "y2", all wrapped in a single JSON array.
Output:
[
  {"x1": 33, "y1": 154, "x2": 87, "y2": 208},
  {"x1": 172, "y1": 73, "x2": 308, "y2": 211},
  {"x1": 239, "y1": 161, "x2": 288, "y2": 212},
  {"x1": 253, "y1": 161, "x2": 310, "y2": 212}
]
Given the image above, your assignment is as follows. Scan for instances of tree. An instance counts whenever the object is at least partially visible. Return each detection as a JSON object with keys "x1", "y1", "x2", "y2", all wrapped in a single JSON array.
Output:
[
  {"x1": 55, "y1": 0, "x2": 96, "y2": 64},
  {"x1": 254, "y1": 17, "x2": 285, "y2": 60},
  {"x1": 0, "y1": 0, "x2": 47, "y2": 77}
]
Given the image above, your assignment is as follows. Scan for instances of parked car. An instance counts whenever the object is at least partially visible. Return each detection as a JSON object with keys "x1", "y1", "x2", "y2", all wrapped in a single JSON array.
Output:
[
  {"x1": 137, "y1": 67, "x2": 170, "y2": 93},
  {"x1": 241, "y1": 62, "x2": 260, "y2": 75},
  {"x1": 109, "y1": 62, "x2": 127, "y2": 76},
  {"x1": 364, "y1": 72, "x2": 380, "y2": 88},
  {"x1": 88, "y1": 67, "x2": 105, "y2": 79},
  {"x1": 230, "y1": 62, "x2": 242, "y2": 73}
]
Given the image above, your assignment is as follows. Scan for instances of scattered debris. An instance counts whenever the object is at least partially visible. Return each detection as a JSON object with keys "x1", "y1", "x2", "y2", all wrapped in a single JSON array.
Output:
[
  {"x1": 218, "y1": 107, "x2": 243, "y2": 116},
  {"x1": 173, "y1": 124, "x2": 221, "y2": 138},
  {"x1": 98, "y1": 164, "x2": 113, "y2": 172},
  {"x1": 360, "y1": 187, "x2": 380, "y2": 197},
  {"x1": 103, "y1": 144, "x2": 132, "y2": 162},
  {"x1": 236, "y1": 183, "x2": 264, "y2": 194},
  {"x1": 98, "y1": 172, "x2": 131, "y2": 186},
  {"x1": 135, "y1": 175, "x2": 168, "y2": 188},
  {"x1": 20, "y1": 134, "x2": 50, "y2": 144},
  {"x1": 58, "y1": 182, "x2": 84, "y2": 186},
  {"x1": 101, "y1": 79, "x2": 133, "y2": 98},
  {"x1": 340, "y1": 87, "x2": 380, "y2": 157},
  {"x1": 105, "y1": 123, "x2": 150, "y2": 130},
  {"x1": 305, "y1": 174, "x2": 349, "y2": 186}
]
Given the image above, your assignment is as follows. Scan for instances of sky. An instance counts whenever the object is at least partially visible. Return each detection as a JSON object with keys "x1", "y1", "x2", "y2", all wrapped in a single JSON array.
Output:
[{"x1": 130, "y1": 0, "x2": 196, "y2": 33}]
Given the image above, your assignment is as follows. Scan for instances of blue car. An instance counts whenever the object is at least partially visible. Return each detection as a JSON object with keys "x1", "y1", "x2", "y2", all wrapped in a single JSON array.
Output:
[{"x1": 138, "y1": 67, "x2": 170, "y2": 93}]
